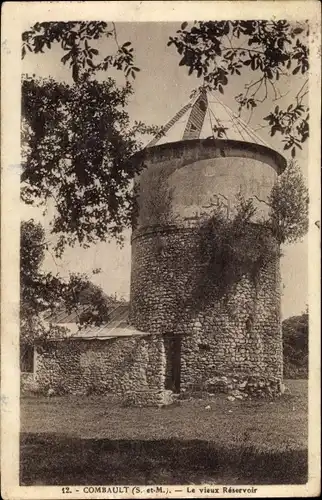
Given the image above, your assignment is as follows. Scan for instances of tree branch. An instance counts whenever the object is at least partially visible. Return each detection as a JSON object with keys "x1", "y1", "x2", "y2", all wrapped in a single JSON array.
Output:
[
  {"x1": 267, "y1": 78, "x2": 278, "y2": 100},
  {"x1": 222, "y1": 46, "x2": 266, "y2": 56},
  {"x1": 295, "y1": 79, "x2": 309, "y2": 103},
  {"x1": 112, "y1": 22, "x2": 120, "y2": 50},
  {"x1": 252, "y1": 194, "x2": 271, "y2": 207}
]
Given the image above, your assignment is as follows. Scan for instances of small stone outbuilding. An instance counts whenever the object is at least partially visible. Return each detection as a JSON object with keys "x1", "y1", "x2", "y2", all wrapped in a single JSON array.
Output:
[{"x1": 28, "y1": 304, "x2": 173, "y2": 406}]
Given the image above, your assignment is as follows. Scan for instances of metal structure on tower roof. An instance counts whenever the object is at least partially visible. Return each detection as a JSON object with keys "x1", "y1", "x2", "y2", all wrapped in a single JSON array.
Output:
[{"x1": 146, "y1": 88, "x2": 272, "y2": 150}]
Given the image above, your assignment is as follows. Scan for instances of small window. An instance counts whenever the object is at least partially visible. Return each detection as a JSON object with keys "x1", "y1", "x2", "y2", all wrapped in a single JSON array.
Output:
[{"x1": 20, "y1": 345, "x2": 34, "y2": 373}]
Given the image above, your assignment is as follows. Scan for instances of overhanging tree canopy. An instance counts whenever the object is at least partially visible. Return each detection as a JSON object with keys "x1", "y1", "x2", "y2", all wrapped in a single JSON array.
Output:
[
  {"x1": 21, "y1": 22, "x2": 160, "y2": 253},
  {"x1": 168, "y1": 20, "x2": 309, "y2": 158}
]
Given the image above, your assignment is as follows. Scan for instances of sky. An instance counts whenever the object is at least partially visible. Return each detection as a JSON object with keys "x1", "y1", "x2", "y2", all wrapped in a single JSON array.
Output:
[{"x1": 21, "y1": 21, "x2": 309, "y2": 319}]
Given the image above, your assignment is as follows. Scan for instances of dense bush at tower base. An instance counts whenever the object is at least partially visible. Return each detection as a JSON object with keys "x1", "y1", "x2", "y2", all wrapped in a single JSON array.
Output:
[{"x1": 282, "y1": 312, "x2": 308, "y2": 379}]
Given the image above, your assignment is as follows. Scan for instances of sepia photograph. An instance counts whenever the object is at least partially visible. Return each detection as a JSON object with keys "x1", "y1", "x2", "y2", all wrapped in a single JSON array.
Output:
[{"x1": 1, "y1": 1, "x2": 321, "y2": 499}]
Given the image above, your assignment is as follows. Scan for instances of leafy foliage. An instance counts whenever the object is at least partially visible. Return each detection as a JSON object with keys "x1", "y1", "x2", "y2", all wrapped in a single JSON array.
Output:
[
  {"x1": 21, "y1": 219, "x2": 65, "y2": 347},
  {"x1": 263, "y1": 103, "x2": 309, "y2": 158},
  {"x1": 20, "y1": 22, "x2": 154, "y2": 348},
  {"x1": 21, "y1": 76, "x2": 158, "y2": 254},
  {"x1": 269, "y1": 161, "x2": 309, "y2": 244},
  {"x1": 211, "y1": 123, "x2": 229, "y2": 139},
  {"x1": 168, "y1": 20, "x2": 309, "y2": 155},
  {"x1": 198, "y1": 195, "x2": 279, "y2": 300},
  {"x1": 20, "y1": 219, "x2": 113, "y2": 350},
  {"x1": 22, "y1": 21, "x2": 140, "y2": 82},
  {"x1": 21, "y1": 22, "x2": 160, "y2": 254},
  {"x1": 196, "y1": 160, "x2": 308, "y2": 300},
  {"x1": 283, "y1": 311, "x2": 308, "y2": 379}
]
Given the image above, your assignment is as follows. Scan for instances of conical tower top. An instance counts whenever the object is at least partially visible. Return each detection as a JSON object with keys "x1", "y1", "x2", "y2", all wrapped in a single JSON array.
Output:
[{"x1": 146, "y1": 87, "x2": 273, "y2": 150}]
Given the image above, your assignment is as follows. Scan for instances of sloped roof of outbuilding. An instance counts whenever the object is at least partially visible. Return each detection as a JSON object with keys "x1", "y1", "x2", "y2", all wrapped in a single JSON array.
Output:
[{"x1": 44, "y1": 302, "x2": 152, "y2": 341}]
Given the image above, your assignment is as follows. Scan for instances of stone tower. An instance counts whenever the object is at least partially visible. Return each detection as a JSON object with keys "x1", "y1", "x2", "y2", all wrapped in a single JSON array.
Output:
[{"x1": 130, "y1": 90, "x2": 287, "y2": 397}]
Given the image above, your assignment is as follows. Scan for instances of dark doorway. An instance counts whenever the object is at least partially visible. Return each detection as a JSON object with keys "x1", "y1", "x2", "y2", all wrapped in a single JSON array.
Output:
[
  {"x1": 164, "y1": 334, "x2": 182, "y2": 393},
  {"x1": 20, "y1": 345, "x2": 34, "y2": 373}
]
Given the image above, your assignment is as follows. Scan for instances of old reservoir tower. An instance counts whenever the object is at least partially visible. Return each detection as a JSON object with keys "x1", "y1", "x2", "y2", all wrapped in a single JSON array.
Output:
[{"x1": 130, "y1": 89, "x2": 287, "y2": 397}]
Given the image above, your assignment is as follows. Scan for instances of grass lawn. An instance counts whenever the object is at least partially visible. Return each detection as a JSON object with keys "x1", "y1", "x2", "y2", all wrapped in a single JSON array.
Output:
[{"x1": 20, "y1": 380, "x2": 308, "y2": 486}]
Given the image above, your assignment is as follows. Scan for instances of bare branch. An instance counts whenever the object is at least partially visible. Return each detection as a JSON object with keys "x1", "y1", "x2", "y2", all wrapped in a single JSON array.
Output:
[
  {"x1": 295, "y1": 79, "x2": 309, "y2": 103},
  {"x1": 247, "y1": 106, "x2": 254, "y2": 125},
  {"x1": 222, "y1": 46, "x2": 266, "y2": 56},
  {"x1": 252, "y1": 194, "x2": 271, "y2": 207},
  {"x1": 272, "y1": 88, "x2": 291, "y2": 102},
  {"x1": 267, "y1": 78, "x2": 278, "y2": 100},
  {"x1": 224, "y1": 33, "x2": 234, "y2": 50},
  {"x1": 46, "y1": 246, "x2": 64, "y2": 271},
  {"x1": 254, "y1": 123, "x2": 270, "y2": 132},
  {"x1": 112, "y1": 22, "x2": 120, "y2": 50},
  {"x1": 244, "y1": 77, "x2": 264, "y2": 100}
]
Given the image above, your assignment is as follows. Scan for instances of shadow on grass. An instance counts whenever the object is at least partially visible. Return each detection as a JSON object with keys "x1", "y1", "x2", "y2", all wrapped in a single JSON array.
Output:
[{"x1": 20, "y1": 433, "x2": 307, "y2": 486}]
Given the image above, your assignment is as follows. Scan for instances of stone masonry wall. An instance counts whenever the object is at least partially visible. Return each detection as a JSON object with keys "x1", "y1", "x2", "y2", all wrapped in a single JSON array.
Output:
[
  {"x1": 130, "y1": 139, "x2": 285, "y2": 397},
  {"x1": 130, "y1": 226, "x2": 283, "y2": 396},
  {"x1": 21, "y1": 372, "x2": 38, "y2": 394},
  {"x1": 34, "y1": 335, "x2": 166, "y2": 402},
  {"x1": 179, "y1": 255, "x2": 283, "y2": 397}
]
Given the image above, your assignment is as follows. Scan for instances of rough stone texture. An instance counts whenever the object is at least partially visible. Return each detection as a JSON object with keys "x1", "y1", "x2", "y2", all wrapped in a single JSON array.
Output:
[
  {"x1": 124, "y1": 389, "x2": 174, "y2": 407},
  {"x1": 130, "y1": 225, "x2": 282, "y2": 395},
  {"x1": 31, "y1": 139, "x2": 286, "y2": 403},
  {"x1": 130, "y1": 139, "x2": 285, "y2": 396},
  {"x1": 21, "y1": 372, "x2": 39, "y2": 395},
  {"x1": 34, "y1": 335, "x2": 166, "y2": 403}
]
